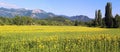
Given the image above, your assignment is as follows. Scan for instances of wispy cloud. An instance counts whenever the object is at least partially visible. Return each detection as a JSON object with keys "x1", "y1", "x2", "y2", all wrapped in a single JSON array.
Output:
[{"x1": 0, "y1": 2, "x2": 19, "y2": 8}]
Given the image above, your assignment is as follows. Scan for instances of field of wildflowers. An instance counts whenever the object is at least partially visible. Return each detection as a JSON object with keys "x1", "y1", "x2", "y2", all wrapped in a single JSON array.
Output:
[{"x1": 0, "y1": 26, "x2": 120, "y2": 52}]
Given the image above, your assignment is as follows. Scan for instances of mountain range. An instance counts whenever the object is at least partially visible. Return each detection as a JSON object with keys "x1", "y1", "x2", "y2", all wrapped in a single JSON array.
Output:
[{"x1": 0, "y1": 7, "x2": 92, "y2": 22}]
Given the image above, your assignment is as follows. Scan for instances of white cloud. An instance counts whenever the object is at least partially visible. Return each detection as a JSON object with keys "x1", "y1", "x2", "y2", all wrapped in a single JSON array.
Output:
[{"x1": 0, "y1": 2, "x2": 19, "y2": 8}]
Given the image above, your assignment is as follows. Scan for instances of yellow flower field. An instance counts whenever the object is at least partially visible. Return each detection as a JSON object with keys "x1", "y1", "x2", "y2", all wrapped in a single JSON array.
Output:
[
  {"x1": 0, "y1": 25, "x2": 107, "y2": 33},
  {"x1": 0, "y1": 26, "x2": 119, "y2": 52}
]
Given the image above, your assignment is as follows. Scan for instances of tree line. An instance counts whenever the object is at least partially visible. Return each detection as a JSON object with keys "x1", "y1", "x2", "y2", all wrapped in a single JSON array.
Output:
[
  {"x1": 0, "y1": 16, "x2": 76, "y2": 26},
  {"x1": 90, "y1": 2, "x2": 120, "y2": 28}
]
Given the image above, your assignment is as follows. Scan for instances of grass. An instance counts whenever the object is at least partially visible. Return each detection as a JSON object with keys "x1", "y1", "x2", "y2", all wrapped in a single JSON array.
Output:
[{"x1": 0, "y1": 26, "x2": 120, "y2": 52}]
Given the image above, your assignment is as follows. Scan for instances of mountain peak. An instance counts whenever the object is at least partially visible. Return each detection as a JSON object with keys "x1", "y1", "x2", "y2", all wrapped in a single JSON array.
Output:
[{"x1": 32, "y1": 9, "x2": 45, "y2": 13}]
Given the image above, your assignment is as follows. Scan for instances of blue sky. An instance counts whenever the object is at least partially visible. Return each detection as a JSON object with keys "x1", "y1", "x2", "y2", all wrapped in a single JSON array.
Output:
[{"x1": 0, "y1": 0, "x2": 120, "y2": 18}]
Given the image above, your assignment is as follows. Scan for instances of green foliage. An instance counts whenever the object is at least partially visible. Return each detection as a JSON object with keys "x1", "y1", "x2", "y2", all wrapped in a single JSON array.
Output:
[
  {"x1": 12, "y1": 16, "x2": 21, "y2": 25},
  {"x1": 114, "y1": 14, "x2": 120, "y2": 28},
  {"x1": 93, "y1": 10, "x2": 102, "y2": 27},
  {"x1": 92, "y1": 2, "x2": 120, "y2": 28},
  {"x1": 35, "y1": 16, "x2": 74, "y2": 26},
  {"x1": 74, "y1": 20, "x2": 79, "y2": 26},
  {"x1": 12, "y1": 16, "x2": 34, "y2": 25},
  {"x1": 0, "y1": 19, "x2": 4, "y2": 25},
  {"x1": 98, "y1": 10, "x2": 102, "y2": 26},
  {"x1": 101, "y1": 18, "x2": 106, "y2": 28},
  {"x1": 0, "y1": 16, "x2": 76, "y2": 26},
  {"x1": 94, "y1": 10, "x2": 98, "y2": 26},
  {"x1": 105, "y1": 2, "x2": 113, "y2": 28},
  {"x1": 0, "y1": 17, "x2": 12, "y2": 25}
]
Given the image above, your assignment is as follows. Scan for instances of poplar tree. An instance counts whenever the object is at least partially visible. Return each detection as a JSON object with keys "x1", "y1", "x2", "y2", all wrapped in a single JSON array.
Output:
[
  {"x1": 97, "y1": 10, "x2": 102, "y2": 26},
  {"x1": 105, "y1": 2, "x2": 113, "y2": 28}
]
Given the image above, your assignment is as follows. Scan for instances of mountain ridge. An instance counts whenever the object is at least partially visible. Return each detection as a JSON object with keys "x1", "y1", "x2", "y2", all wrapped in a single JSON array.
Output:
[{"x1": 0, "y1": 7, "x2": 92, "y2": 22}]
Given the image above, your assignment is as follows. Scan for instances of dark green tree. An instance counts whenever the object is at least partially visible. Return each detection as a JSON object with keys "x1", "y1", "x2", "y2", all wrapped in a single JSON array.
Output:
[
  {"x1": 12, "y1": 16, "x2": 21, "y2": 25},
  {"x1": 74, "y1": 20, "x2": 79, "y2": 26},
  {"x1": 26, "y1": 17, "x2": 34, "y2": 25},
  {"x1": 94, "y1": 10, "x2": 98, "y2": 26},
  {"x1": 97, "y1": 10, "x2": 102, "y2": 26},
  {"x1": 114, "y1": 14, "x2": 120, "y2": 28},
  {"x1": 101, "y1": 18, "x2": 106, "y2": 28},
  {"x1": 0, "y1": 19, "x2": 4, "y2": 25},
  {"x1": 105, "y1": 2, "x2": 113, "y2": 28}
]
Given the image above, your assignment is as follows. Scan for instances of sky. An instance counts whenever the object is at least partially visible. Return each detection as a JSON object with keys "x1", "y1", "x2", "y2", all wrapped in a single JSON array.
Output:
[{"x1": 0, "y1": 0, "x2": 120, "y2": 18}]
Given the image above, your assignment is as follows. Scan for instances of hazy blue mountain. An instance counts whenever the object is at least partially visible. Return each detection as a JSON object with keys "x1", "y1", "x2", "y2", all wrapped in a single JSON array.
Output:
[
  {"x1": 68, "y1": 15, "x2": 92, "y2": 22},
  {"x1": 0, "y1": 7, "x2": 56, "y2": 18},
  {"x1": 58, "y1": 15, "x2": 92, "y2": 22},
  {"x1": 0, "y1": 7, "x2": 92, "y2": 22}
]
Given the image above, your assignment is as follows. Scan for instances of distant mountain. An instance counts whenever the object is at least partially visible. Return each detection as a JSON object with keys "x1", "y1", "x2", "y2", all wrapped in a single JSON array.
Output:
[
  {"x1": 0, "y1": 7, "x2": 92, "y2": 22},
  {"x1": 0, "y1": 7, "x2": 56, "y2": 18},
  {"x1": 58, "y1": 15, "x2": 92, "y2": 22},
  {"x1": 68, "y1": 15, "x2": 92, "y2": 22}
]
